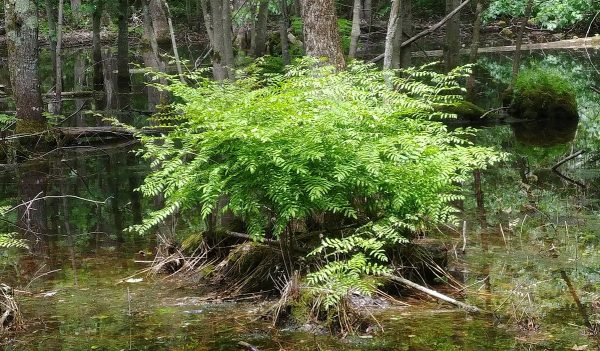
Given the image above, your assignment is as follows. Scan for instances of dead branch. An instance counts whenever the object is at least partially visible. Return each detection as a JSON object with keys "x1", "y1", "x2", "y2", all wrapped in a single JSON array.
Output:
[
  {"x1": 4, "y1": 192, "x2": 109, "y2": 215},
  {"x1": 237, "y1": 341, "x2": 261, "y2": 351},
  {"x1": 387, "y1": 274, "x2": 482, "y2": 313}
]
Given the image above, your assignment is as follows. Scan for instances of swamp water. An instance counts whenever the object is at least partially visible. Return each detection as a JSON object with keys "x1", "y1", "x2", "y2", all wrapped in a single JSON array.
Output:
[{"x1": 0, "y1": 44, "x2": 599, "y2": 350}]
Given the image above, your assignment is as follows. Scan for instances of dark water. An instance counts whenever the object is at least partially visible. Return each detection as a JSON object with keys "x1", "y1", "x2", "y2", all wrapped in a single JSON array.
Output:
[{"x1": 1, "y1": 43, "x2": 600, "y2": 350}]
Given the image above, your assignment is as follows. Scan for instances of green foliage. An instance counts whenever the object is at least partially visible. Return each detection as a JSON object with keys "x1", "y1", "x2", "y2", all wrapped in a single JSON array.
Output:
[
  {"x1": 485, "y1": 0, "x2": 600, "y2": 30},
  {"x1": 514, "y1": 67, "x2": 575, "y2": 98},
  {"x1": 0, "y1": 113, "x2": 16, "y2": 130},
  {"x1": 0, "y1": 233, "x2": 27, "y2": 250},
  {"x1": 133, "y1": 58, "x2": 499, "y2": 311}
]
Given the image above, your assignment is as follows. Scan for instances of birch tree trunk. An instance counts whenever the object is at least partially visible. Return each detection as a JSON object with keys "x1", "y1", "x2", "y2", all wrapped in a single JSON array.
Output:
[
  {"x1": 444, "y1": 0, "x2": 461, "y2": 71},
  {"x1": 300, "y1": 0, "x2": 345, "y2": 69},
  {"x1": 210, "y1": 0, "x2": 227, "y2": 80},
  {"x1": 5, "y1": 0, "x2": 45, "y2": 133},
  {"x1": 348, "y1": 0, "x2": 361, "y2": 58},
  {"x1": 383, "y1": 0, "x2": 401, "y2": 70}
]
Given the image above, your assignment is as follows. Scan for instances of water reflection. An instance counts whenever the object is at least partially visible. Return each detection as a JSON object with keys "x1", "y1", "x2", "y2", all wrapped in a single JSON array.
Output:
[{"x1": 511, "y1": 114, "x2": 579, "y2": 147}]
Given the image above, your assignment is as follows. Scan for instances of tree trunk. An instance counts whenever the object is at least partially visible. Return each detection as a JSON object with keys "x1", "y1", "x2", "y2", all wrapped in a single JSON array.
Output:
[
  {"x1": 53, "y1": 0, "x2": 65, "y2": 115},
  {"x1": 400, "y1": 0, "x2": 412, "y2": 68},
  {"x1": 117, "y1": 0, "x2": 131, "y2": 90},
  {"x1": 444, "y1": 0, "x2": 461, "y2": 71},
  {"x1": 466, "y1": 0, "x2": 484, "y2": 100},
  {"x1": 279, "y1": 0, "x2": 290, "y2": 65},
  {"x1": 5, "y1": 0, "x2": 45, "y2": 133},
  {"x1": 199, "y1": 0, "x2": 214, "y2": 45},
  {"x1": 348, "y1": 0, "x2": 361, "y2": 58},
  {"x1": 92, "y1": 0, "x2": 104, "y2": 93},
  {"x1": 73, "y1": 51, "x2": 86, "y2": 126},
  {"x1": 149, "y1": 0, "x2": 170, "y2": 43},
  {"x1": 186, "y1": 0, "x2": 192, "y2": 28},
  {"x1": 391, "y1": 0, "x2": 404, "y2": 69},
  {"x1": 222, "y1": 0, "x2": 235, "y2": 78},
  {"x1": 164, "y1": 1, "x2": 185, "y2": 82},
  {"x1": 362, "y1": 0, "x2": 372, "y2": 30},
  {"x1": 209, "y1": 0, "x2": 227, "y2": 80},
  {"x1": 509, "y1": 0, "x2": 534, "y2": 89},
  {"x1": 251, "y1": 0, "x2": 269, "y2": 57},
  {"x1": 300, "y1": 0, "x2": 345, "y2": 69},
  {"x1": 383, "y1": 0, "x2": 401, "y2": 70},
  {"x1": 70, "y1": 0, "x2": 81, "y2": 22},
  {"x1": 45, "y1": 0, "x2": 58, "y2": 110}
]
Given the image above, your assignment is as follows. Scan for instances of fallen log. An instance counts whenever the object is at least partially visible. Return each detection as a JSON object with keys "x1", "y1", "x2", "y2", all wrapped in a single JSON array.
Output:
[{"x1": 387, "y1": 274, "x2": 482, "y2": 313}]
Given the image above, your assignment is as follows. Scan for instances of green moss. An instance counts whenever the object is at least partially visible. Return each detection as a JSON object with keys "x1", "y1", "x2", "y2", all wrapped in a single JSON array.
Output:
[
  {"x1": 511, "y1": 68, "x2": 578, "y2": 120},
  {"x1": 15, "y1": 118, "x2": 47, "y2": 134},
  {"x1": 435, "y1": 101, "x2": 488, "y2": 121}
]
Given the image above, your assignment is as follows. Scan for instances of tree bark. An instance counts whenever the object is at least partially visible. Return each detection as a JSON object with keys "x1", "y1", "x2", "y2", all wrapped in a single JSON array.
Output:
[
  {"x1": 400, "y1": 0, "x2": 412, "y2": 68},
  {"x1": 444, "y1": 0, "x2": 461, "y2": 71},
  {"x1": 383, "y1": 0, "x2": 401, "y2": 70},
  {"x1": 210, "y1": 0, "x2": 226, "y2": 80},
  {"x1": 509, "y1": 0, "x2": 534, "y2": 89},
  {"x1": 300, "y1": 0, "x2": 345, "y2": 69},
  {"x1": 200, "y1": 0, "x2": 214, "y2": 45},
  {"x1": 73, "y1": 51, "x2": 86, "y2": 126},
  {"x1": 70, "y1": 0, "x2": 81, "y2": 22},
  {"x1": 5, "y1": 0, "x2": 45, "y2": 133},
  {"x1": 117, "y1": 0, "x2": 131, "y2": 90},
  {"x1": 222, "y1": 0, "x2": 235, "y2": 78},
  {"x1": 349, "y1": 0, "x2": 361, "y2": 58},
  {"x1": 391, "y1": 0, "x2": 404, "y2": 69},
  {"x1": 362, "y1": 0, "x2": 372, "y2": 29},
  {"x1": 53, "y1": 0, "x2": 65, "y2": 115},
  {"x1": 251, "y1": 0, "x2": 269, "y2": 57},
  {"x1": 466, "y1": 0, "x2": 484, "y2": 100},
  {"x1": 92, "y1": 0, "x2": 104, "y2": 93},
  {"x1": 164, "y1": 1, "x2": 185, "y2": 82},
  {"x1": 45, "y1": 0, "x2": 58, "y2": 111},
  {"x1": 149, "y1": 0, "x2": 170, "y2": 43},
  {"x1": 279, "y1": 0, "x2": 290, "y2": 64}
]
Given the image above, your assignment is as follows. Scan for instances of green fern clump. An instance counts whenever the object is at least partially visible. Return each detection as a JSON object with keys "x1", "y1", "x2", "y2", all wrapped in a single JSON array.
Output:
[{"x1": 134, "y1": 59, "x2": 500, "y2": 312}]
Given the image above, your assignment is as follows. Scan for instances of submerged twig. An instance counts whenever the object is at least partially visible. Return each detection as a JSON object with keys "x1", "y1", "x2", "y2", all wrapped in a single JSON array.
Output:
[
  {"x1": 551, "y1": 150, "x2": 586, "y2": 188},
  {"x1": 387, "y1": 274, "x2": 482, "y2": 313},
  {"x1": 237, "y1": 341, "x2": 261, "y2": 351}
]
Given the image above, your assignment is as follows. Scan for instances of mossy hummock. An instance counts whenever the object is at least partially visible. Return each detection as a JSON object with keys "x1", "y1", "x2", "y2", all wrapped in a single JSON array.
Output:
[{"x1": 510, "y1": 68, "x2": 579, "y2": 121}]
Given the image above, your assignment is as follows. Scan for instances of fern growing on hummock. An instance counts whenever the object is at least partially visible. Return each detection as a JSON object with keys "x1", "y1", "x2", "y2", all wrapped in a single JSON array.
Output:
[{"x1": 132, "y1": 58, "x2": 500, "y2": 313}]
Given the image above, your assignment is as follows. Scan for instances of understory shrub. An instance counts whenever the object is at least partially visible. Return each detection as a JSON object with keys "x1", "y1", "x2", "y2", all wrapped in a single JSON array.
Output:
[{"x1": 131, "y1": 58, "x2": 500, "y2": 319}]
